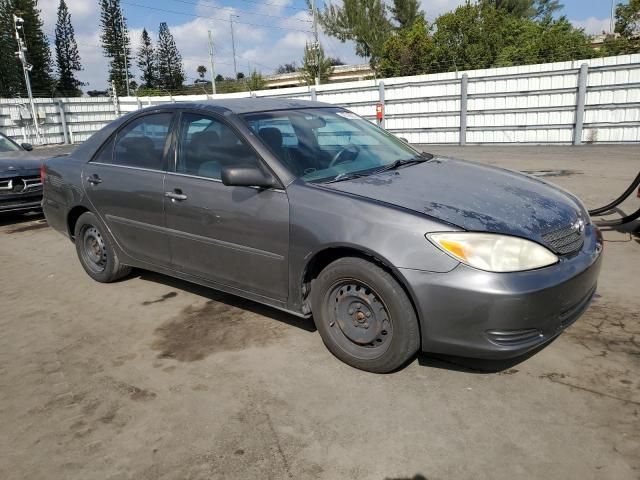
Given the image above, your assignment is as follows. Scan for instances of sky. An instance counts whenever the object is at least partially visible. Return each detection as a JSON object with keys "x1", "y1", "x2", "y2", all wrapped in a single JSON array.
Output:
[{"x1": 36, "y1": 0, "x2": 621, "y2": 91}]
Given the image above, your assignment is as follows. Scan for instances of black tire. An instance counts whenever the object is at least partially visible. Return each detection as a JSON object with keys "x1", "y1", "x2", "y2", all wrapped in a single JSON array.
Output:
[
  {"x1": 74, "y1": 211, "x2": 131, "y2": 283},
  {"x1": 311, "y1": 257, "x2": 420, "y2": 373}
]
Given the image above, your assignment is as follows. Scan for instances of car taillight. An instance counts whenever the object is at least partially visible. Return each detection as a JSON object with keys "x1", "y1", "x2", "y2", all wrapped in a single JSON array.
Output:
[{"x1": 40, "y1": 164, "x2": 45, "y2": 184}]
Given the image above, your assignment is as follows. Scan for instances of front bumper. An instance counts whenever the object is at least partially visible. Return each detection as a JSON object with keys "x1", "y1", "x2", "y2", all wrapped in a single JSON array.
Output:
[
  {"x1": 0, "y1": 194, "x2": 42, "y2": 213},
  {"x1": 402, "y1": 224, "x2": 603, "y2": 359}
]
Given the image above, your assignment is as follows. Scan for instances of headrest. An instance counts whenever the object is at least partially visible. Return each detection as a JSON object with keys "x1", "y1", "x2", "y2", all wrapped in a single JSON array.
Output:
[{"x1": 259, "y1": 127, "x2": 283, "y2": 150}]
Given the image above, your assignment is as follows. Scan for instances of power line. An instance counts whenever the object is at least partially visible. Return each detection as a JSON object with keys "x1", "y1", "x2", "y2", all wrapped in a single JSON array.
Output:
[
  {"x1": 120, "y1": 1, "x2": 314, "y2": 33},
  {"x1": 166, "y1": 0, "x2": 312, "y2": 23}
]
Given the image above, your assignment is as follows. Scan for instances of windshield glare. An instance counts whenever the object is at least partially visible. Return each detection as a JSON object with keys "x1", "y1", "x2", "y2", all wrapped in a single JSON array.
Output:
[
  {"x1": 0, "y1": 135, "x2": 21, "y2": 153},
  {"x1": 242, "y1": 107, "x2": 422, "y2": 183}
]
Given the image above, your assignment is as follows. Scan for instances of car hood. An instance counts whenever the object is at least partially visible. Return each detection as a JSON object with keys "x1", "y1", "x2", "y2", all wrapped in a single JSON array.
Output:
[
  {"x1": 0, "y1": 151, "x2": 46, "y2": 176},
  {"x1": 321, "y1": 157, "x2": 585, "y2": 241}
]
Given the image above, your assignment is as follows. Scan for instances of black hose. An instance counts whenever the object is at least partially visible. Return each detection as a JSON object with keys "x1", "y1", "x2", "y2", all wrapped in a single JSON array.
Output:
[
  {"x1": 593, "y1": 205, "x2": 640, "y2": 227},
  {"x1": 588, "y1": 171, "x2": 640, "y2": 216}
]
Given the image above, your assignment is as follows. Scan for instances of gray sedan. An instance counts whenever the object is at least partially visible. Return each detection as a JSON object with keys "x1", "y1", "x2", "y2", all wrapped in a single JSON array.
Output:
[{"x1": 42, "y1": 99, "x2": 602, "y2": 372}]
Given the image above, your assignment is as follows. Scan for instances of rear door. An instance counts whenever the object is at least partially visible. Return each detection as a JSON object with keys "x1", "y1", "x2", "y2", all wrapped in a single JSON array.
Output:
[
  {"x1": 164, "y1": 111, "x2": 290, "y2": 300},
  {"x1": 83, "y1": 111, "x2": 174, "y2": 267}
]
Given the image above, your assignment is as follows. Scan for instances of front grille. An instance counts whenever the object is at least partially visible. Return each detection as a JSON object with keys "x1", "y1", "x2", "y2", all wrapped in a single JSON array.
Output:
[
  {"x1": 0, "y1": 176, "x2": 42, "y2": 195},
  {"x1": 542, "y1": 223, "x2": 584, "y2": 255}
]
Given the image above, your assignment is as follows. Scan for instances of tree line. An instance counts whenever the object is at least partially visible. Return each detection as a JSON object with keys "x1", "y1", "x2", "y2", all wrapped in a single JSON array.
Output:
[
  {"x1": 317, "y1": 0, "x2": 640, "y2": 78},
  {"x1": 0, "y1": 0, "x2": 638, "y2": 97}
]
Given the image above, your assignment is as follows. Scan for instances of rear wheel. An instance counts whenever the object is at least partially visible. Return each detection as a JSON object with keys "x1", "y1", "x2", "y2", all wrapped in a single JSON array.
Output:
[
  {"x1": 311, "y1": 257, "x2": 420, "y2": 373},
  {"x1": 74, "y1": 212, "x2": 131, "y2": 283}
]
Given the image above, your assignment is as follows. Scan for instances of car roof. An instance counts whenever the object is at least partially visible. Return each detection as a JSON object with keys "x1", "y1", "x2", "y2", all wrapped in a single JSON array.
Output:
[{"x1": 153, "y1": 97, "x2": 336, "y2": 115}]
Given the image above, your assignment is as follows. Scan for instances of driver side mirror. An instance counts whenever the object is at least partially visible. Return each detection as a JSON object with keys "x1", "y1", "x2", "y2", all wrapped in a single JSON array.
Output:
[
  {"x1": 221, "y1": 166, "x2": 278, "y2": 189},
  {"x1": 21, "y1": 142, "x2": 33, "y2": 151}
]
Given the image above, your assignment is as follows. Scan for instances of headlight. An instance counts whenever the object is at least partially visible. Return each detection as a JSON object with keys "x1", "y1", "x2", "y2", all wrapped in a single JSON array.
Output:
[{"x1": 427, "y1": 232, "x2": 558, "y2": 272}]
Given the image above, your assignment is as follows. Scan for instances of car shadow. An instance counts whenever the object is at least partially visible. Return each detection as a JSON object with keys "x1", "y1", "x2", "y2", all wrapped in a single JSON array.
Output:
[
  {"x1": 134, "y1": 269, "x2": 559, "y2": 373},
  {"x1": 417, "y1": 337, "x2": 559, "y2": 374},
  {"x1": 135, "y1": 270, "x2": 317, "y2": 333},
  {"x1": 0, "y1": 211, "x2": 44, "y2": 227}
]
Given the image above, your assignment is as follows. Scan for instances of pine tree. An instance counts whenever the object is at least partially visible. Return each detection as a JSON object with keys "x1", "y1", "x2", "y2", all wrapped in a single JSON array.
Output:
[
  {"x1": 317, "y1": 0, "x2": 393, "y2": 69},
  {"x1": 156, "y1": 22, "x2": 184, "y2": 91},
  {"x1": 137, "y1": 28, "x2": 156, "y2": 89},
  {"x1": 99, "y1": 0, "x2": 132, "y2": 95},
  {"x1": 0, "y1": 0, "x2": 53, "y2": 97},
  {"x1": 54, "y1": 0, "x2": 82, "y2": 96},
  {"x1": 389, "y1": 0, "x2": 424, "y2": 29},
  {"x1": 301, "y1": 42, "x2": 333, "y2": 85}
]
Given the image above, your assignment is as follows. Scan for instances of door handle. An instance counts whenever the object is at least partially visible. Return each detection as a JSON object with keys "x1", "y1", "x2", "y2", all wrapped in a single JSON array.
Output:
[
  {"x1": 165, "y1": 191, "x2": 188, "y2": 201},
  {"x1": 86, "y1": 175, "x2": 102, "y2": 185}
]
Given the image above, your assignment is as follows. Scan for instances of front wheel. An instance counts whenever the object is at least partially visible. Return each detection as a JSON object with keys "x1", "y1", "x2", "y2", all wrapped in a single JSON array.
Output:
[
  {"x1": 311, "y1": 257, "x2": 420, "y2": 373},
  {"x1": 74, "y1": 211, "x2": 131, "y2": 283}
]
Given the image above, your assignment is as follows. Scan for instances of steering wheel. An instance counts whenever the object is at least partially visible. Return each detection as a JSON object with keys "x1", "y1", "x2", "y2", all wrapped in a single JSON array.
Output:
[{"x1": 329, "y1": 144, "x2": 361, "y2": 167}]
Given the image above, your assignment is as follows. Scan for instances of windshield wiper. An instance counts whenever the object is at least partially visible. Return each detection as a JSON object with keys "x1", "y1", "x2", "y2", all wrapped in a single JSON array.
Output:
[
  {"x1": 323, "y1": 171, "x2": 370, "y2": 184},
  {"x1": 322, "y1": 152, "x2": 433, "y2": 184},
  {"x1": 370, "y1": 153, "x2": 433, "y2": 175}
]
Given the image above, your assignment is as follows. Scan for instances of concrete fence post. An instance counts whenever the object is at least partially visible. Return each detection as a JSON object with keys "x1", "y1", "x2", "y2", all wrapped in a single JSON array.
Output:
[
  {"x1": 310, "y1": 87, "x2": 316, "y2": 101},
  {"x1": 56, "y1": 100, "x2": 69, "y2": 145},
  {"x1": 136, "y1": 97, "x2": 142, "y2": 110},
  {"x1": 460, "y1": 74, "x2": 468, "y2": 146},
  {"x1": 378, "y1": 81, "x2": 385, "y2": 129},
  {"x1": 574, "y1": 63, "x2": 589, "y2": 146}
]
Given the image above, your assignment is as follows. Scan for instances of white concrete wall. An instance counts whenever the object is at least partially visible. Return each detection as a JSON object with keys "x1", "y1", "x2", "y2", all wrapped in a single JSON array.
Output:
[{"x1": 2, "y1": 54, "x2": 639, "y2": 146}]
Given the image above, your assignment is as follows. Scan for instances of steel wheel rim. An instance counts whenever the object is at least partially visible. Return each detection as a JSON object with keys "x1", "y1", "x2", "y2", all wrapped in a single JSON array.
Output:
[
  {"x1": 325, "y1": 278, "x2": 393, "y2": 359},
  {"x1": 80, "y1": 225, "x2": 107, "y2": 274}
]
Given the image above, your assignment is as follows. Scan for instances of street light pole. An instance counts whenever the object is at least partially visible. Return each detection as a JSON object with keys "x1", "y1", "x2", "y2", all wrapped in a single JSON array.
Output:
[
  {"x1": 13, "y1": 15, "x2": 40, "y2": 144},
  {"x1": 120, "y1": 7, "x2": 130, "y2": 97},
  {"x1": 230, "y1": 15, "x2": 239, "y2": 80},
  {"x1": 311, "y1": 0, "x2": 320, "y2": 86},
  {"x1": 207, "y1": 30, "x2": 216, "y2": 95}
]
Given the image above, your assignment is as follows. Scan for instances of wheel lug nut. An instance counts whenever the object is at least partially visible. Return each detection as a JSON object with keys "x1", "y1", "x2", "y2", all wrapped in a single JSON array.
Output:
[
  {"x1": 348, "y1": 308, "x2": 354, "y2": 315},
  {"x1": 365, "y1": 312, "x2": 371, "y2": 318},
  {"x1": 364, "y1": 323, "x2": 369, "y2": 329},
  {"x1": 355, "y1": 303, "x2": 361, "y2": 309}
]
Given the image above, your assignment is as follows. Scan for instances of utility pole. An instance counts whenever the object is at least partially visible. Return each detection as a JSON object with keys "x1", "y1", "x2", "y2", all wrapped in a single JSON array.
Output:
[
  {"x1": 310, "y1": 0, "x2": 320, "y2": 86},
  {"x1": 207, "y1": 30, "x2": 216, "y2": 95},
  {"x1": 13, "y1": 15, "x2": 40, "y2": 144},
  {"x1": 120, "y1": 7, "x2": 130, "y2": 97},
  {"x1": 230, "y1": 14, "x2": 238, "y2": 80},
  {"x1": 610, "y1": 0, "x2": 615, "y2": 34}
]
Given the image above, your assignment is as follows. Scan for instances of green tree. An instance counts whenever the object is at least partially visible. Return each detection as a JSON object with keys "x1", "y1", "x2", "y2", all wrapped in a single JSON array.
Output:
[
  {"x1": 196, "y1": 65, "x2": 207, "y2": 79},
  {"x1": 99, "y1": 0, "x2": 132, "y2": 94},
  {"x1": 482, "y1": 0, "x2": 536, "y2": 17},
  {"x1": 236, "y1": 71, "x2": 245, "y2": 80},
  {"x1": 317, "y1": 0, "x2": 393, "y2": 69},
  {"x1": 215, "y1": 73, "x2": 224, "y2": 82},
  {"x1": 276, "y1": 62, "x2": 298, "y2": 73},
  {"x1": 246, "y1": 69, "x2": 266, "y2": 90},
  {"x1": 0, "y1": 0, "x2": 53, "y2": 96},
  {"x1": 496, "y1": 16, "x2": 594, "y2": 66},
  {"x1": 54, "y1": 0, "x2": 83, "y2": 96},
  {"x1": 533, "y1": 0, "x2": 563, "y2": 21},
  {"x1": 301, "y1": 42, "x2": 334, "y2": 85},
  {"x1": 603, "y1": 0, "x2": 640, "y2": 54},
  {"x1": 389, "y1": 0, "x2": 423, "y2": 29},
  {"x1": 379, "y1": 17, "x2": 434, "y2": 77},
  {"x1": 137, "y1": 28, "x2": 156, "y2": 89},
  {"x1": 156, "y1": 22, "x2": 184, "y2": 91}
]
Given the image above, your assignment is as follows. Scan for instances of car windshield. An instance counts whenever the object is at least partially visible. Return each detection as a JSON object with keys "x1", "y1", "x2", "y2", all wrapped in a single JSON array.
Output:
[
  {"x1": 242, "y1": 107, "x2": 430, "y2": 183},
  {"x1": 0, "y1": 135, "x2": 21, "y2": 152}
]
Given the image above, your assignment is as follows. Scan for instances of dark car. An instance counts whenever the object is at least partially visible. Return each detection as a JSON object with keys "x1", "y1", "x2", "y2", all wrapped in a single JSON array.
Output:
[
  {"x1": 42, "y1": 99, "x2": 603, "y2": 373},
  {"x1": 0, "y1": 133, "x2": 46, "y2": 214}
]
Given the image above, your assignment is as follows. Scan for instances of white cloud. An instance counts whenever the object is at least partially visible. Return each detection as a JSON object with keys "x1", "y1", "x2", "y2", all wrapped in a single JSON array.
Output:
[{"x1": 571, "y1": 17, "x2": 612, "y2": 35}]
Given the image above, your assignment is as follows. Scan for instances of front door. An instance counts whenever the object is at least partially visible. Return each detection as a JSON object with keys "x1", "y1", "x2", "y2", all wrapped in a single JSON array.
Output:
[
  {"x1": 83, "y1": 112, "x2": 174, "y2": 267},
  {"x1": 164, "y1": 111, "x2": 290, "y2": 301}
]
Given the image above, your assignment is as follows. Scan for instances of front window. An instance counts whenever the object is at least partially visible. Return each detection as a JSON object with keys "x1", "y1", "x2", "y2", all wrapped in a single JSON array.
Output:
[
  {"x1": 0, "y1": 135, "x2": 21, "y2": 152},
  {"x1": 242, "y1": 108, "x2": 427, "y2": 183}
]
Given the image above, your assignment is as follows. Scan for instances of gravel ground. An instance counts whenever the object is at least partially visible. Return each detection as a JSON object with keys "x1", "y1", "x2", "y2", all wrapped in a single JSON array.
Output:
[{"x1": 0, "y1": 145, "x2": 638, "y2": 480}]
